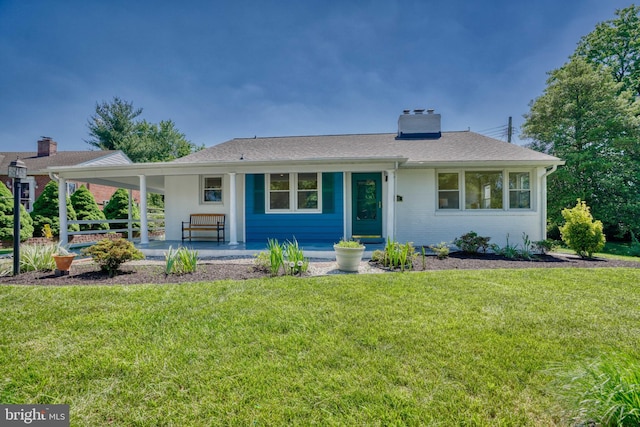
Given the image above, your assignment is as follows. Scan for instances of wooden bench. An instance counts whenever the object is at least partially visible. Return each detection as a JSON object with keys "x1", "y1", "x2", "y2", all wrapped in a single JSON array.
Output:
[{"x1": 181, "y1": 214, "x2": 225, "y2": 242}]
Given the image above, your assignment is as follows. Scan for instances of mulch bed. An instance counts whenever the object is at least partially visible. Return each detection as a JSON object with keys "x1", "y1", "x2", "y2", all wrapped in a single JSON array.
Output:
[
  {"x1": 405, "y1": 252, "x2": 640, "y2": 271},
  {"x1": 0, "y1": 253, "x2": 638, "y2": 286},
  {"x1": 0, "y1": 262, "x2": 268, "y2": 286}
]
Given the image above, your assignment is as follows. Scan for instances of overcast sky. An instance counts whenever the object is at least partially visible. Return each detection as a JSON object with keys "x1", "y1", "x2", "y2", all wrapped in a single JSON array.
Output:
[{"x1": 0, "y1": 0, "x2": 632, "y2": 152}]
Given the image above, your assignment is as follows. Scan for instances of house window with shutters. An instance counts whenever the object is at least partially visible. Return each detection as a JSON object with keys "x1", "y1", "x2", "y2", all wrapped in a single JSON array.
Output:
[{"x1": 267, "y1": 172, "x2": 321, "y2": 212}]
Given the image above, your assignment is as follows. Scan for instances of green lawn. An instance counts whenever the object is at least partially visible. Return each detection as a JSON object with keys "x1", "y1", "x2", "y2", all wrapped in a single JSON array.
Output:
[{"x1": 1, "y1": 268, "x2": 639, "y2": 425}]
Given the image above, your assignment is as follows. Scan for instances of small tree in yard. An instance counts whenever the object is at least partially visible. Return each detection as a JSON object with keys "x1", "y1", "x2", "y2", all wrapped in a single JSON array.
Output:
[
  {"x1": 560, "y1": 200, "x2": 606, "y2": 258},
  {"x1": 0, "y1": 182, "x2": 34, "y2": 241},
  {"x1": 30, "y1": 181, "x2": 79, "y2": 237},
  {"x1": 81, "y1": 238, "x2": 144, "y2": 277},
  {"x1": 70, "y1": 185, "x2": 109, "y2": 231}
]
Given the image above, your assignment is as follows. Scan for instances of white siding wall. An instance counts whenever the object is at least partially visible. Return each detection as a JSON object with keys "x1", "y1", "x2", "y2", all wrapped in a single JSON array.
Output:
[
  {"x1": 394, "y1": 168, "x2": 546, "y2": 248},
  {"x1": 164, "y1": 174, "x2": 245, "y2": 241}
]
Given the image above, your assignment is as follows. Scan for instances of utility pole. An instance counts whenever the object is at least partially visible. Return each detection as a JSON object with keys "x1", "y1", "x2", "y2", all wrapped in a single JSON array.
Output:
[{"x1": 507, "y1": 116, "x2": 513, "y2": 143}]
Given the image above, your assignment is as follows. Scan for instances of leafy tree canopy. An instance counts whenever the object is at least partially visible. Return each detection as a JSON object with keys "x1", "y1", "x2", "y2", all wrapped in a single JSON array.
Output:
[
  {"x1": 576, "y1": 4, "x2": 640, "y2": 97},
  {"x1": 86, "y1": 97, "x2": 202, "y2": 162},
  {"x1": 522, "y1": 57, "x2": 640, "y2": 238}
]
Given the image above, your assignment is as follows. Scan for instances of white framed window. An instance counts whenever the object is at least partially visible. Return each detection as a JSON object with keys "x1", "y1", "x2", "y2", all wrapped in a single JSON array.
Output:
[
  {"x1": 438, "y1": 172, "x2": 460, "y2": 209},
  {"x1": 66, "y1": 182, "x2": 77, "y2": 195},
  {"x1": 437, "y1": 170, "x2": 532, "y2": 211},
  {"x1": 201, "y1": 176, "x2": 223, "y2": 203},
  {"x1": 509, "y1": 172, "x2": 531, "y2": 209},
  {"x1": 267, "y1": 172, "x2": 321, "y2": 212},
  {"x1": 465, "y1": 171, "x2": 503, "y2": 209}
]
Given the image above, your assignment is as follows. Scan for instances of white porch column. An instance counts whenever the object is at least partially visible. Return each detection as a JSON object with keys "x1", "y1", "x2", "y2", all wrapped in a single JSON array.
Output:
[
  {"x1": 385, "y1": 169, "x2": 396, "y2": 241},
  {"x1": 138, "y1": 175, "x2": 149, "y2": 244},
  {"x1": 58, "y1": 177, "x2": 68, "y2": 245},
  {"x1": 127, "y1": 189, "x2": 133, "y2": 240},
  {"x1": 228, "y1": 172, "x2": 238, "y2": 245}
]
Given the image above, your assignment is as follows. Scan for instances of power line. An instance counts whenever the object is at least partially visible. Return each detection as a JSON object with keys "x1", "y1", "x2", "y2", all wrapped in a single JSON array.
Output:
[{"x1": 477, "y1": 117, "x2": 516, "y2": 143}]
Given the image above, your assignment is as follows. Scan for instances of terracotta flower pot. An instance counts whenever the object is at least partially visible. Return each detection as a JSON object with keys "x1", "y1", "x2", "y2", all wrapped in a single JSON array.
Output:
[{"x1": 53, "y1": 254, "x2": 76, "y2": 275}]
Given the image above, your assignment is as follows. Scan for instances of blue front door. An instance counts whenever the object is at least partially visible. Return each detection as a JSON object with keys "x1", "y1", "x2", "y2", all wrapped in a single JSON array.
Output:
[{"x1": 351, "y1": 173, "x2": 383, "y2": 241}]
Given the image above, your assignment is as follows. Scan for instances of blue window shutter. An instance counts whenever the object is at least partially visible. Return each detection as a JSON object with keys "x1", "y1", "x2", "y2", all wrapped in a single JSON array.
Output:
[
  {"x1": 253, "y1": 174, "x2": 265, "y2": 214},
  {"x1": 322, "y1": 172, "x2": 335, "y2": 214}
]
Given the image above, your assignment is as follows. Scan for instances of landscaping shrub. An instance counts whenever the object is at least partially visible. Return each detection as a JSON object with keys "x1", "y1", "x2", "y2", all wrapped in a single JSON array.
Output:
[
  {"x1": 0, "y1": 182, "x2": 34, "y2": 241},
  {"x1": 164, "y1": 246, "x2": 198, "y2": 275},
  {"x1": 453, "y1": 231, "x2": 491, "y2": 254},
  {"x1": 373, "y1": 239, "x2": 415, "y2": 271},
  {"x1": 491, "y1": 233, "x2": 534, "y2": 260},
  {"x1": 20, "y1": 244, "x2": 56, "y2": 272},
  {"x1": 283, "y1": 238, "x2": 309, "y2": 275},
  {"x1": 533, "y1": 239, "x2": 557, "y2": 255},
  {"x1": 103, "y1": 189, "x2": 140, "y2": 235},
  {"x1": 70, "y1": 185, "x2": 109, "y2": 231},
  {"x1": 429, "y1": 242, "x2": 450, "y2": 260},
  {"x1": 560, "y1": 200, "x2": 605, "y2": 258},
  {"x1": 81, "y1": 238, "x2": 144, "y2": 277},
  {"x1": 264, "y1": 238, "x2": 285, "y2": 276},
  {"x1": 256, "y1": 238, "x2": 308, "y2": 276},
  {"x1": 30, "y1": 181, "x2": 79, "y2": 237}
]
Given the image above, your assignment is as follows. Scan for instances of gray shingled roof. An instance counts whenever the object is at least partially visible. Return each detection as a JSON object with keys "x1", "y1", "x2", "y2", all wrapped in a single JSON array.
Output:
[
  {"x1": 0, "y1": 150, "x2": 129, "y2": 174},
  {"x1": 174, "y1": 131, "x2": 561, "y2": 165}
]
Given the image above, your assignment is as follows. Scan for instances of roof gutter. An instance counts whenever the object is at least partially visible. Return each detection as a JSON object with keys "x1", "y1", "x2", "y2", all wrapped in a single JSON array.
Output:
[{"x1": 540, "y1": 164, "x2": 559, "y2": 241}]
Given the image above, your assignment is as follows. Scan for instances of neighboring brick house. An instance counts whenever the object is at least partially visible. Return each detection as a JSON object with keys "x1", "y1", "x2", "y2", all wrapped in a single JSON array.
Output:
[{"x1": 0, "y1": 137, "x2": 137, "y2": 212}]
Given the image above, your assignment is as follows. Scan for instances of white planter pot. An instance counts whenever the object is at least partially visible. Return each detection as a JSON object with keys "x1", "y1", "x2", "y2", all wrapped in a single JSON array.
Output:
[{"x1": 333, "y1": 245, "x2": 365, "y2": 272}]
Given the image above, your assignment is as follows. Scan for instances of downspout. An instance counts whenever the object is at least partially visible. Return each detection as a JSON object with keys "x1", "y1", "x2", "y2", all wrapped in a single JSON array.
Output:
[{"x1": 540, "y1": 165, "x2": 558, "y2": 241}]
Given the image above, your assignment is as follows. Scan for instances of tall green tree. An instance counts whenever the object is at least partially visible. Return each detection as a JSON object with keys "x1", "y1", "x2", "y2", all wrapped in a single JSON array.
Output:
[
  {"x1": 522, "y1": 57, "x2": 640, "y2": 238},
  {"x1": 576, "y1": 4, "x2": 640, "y2": 97},
  {"x1": 30, "y1": 181, "x2": 80, "y2": 237},
  {"x1": 86, "y1": 97, "x2": 142, "y2": 152},
  {"x1": 0, "y1": 183, "x2": 34, "y2": 241},
  {"x1": 85, "y1": 97, "x2": 201, "y2": 162},
  {"x1": 70, "y1": 186, "x2": 109, "y2": 231}
]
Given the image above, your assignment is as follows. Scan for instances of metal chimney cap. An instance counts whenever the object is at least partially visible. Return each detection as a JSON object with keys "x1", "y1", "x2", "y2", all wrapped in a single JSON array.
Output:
[{"x1": 413, "y1": 109, "x2": 425, "y2": 114}]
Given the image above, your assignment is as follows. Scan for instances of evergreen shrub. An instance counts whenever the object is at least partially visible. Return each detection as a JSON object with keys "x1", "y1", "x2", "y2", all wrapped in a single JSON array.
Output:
[
  {"x1": 30, "y1": 181, "x2": 79, "y2": 237},
  {"x1": 560, "y1": 200, "x2": 605, "y2": 258},
  {"x1": 103, "y1": 189, "x2": 140, "y2": 235},
  {"x1": 81, "y1": 238, "x2": 144, "y2": 277},
  {"x1": 70, "y1": 185, "x2": 109, "y2": 231},
  {"x1": 0, "y1": 182, "x2": 34, "y2": 241}
]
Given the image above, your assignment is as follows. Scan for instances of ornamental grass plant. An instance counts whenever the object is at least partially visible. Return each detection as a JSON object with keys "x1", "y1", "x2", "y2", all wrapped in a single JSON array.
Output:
[{"x1": 552, "y1": 353, "x2": 640, "y2": 426}]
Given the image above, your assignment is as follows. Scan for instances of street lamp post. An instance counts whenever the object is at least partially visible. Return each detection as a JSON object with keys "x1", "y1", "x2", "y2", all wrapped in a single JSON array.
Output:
[{"x1": 8, "y1": 158, "x2": 27, "y2": 276}]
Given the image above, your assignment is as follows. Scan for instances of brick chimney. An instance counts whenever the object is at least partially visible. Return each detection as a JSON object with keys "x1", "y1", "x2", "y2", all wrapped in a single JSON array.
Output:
[{"x1": 37, "y1": 137, "x2": 57, "y2": 157}]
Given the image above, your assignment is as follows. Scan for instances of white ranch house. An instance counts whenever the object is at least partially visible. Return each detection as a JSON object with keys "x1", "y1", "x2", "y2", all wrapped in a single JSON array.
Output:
[{"x1": 48, "y1": 109, "x2": 563, "y2": 249}]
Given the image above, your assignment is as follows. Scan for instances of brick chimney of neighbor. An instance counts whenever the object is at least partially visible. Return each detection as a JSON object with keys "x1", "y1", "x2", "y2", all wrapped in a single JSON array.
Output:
[{"x1": 37, "y1": 137, "x2": 57, "y2": 157}]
